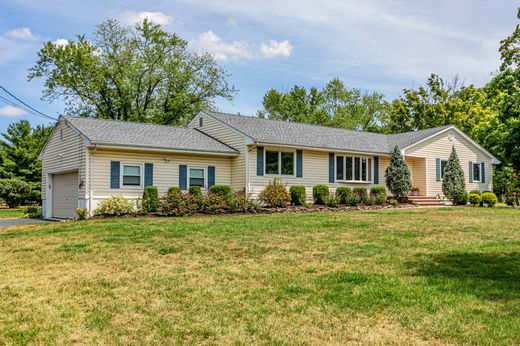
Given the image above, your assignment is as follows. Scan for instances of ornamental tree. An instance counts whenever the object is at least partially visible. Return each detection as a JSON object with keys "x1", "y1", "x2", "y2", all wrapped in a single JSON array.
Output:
[
  {"x1": 442, "y1": 146, "x2": 466, "y2": 203},
  {"x1": 385, "y1": 146, "x2": 412, "y2": 201}
]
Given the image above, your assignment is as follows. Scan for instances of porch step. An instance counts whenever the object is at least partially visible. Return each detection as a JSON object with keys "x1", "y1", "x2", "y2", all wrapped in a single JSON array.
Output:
[{"x1": 408, "y1": 196, "x2": 445, "y2": 206}]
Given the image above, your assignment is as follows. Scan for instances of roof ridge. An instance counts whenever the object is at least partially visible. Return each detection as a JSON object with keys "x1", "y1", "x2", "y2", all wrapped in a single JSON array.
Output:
[
  {"x1": 64, "y1": 115, "x2": 193, "y2": 131},
  {"x1": 205, "y1": 110, "x2": 389, "y2": 137}
]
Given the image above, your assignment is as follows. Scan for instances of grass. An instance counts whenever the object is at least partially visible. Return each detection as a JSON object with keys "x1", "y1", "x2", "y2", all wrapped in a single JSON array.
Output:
[
  {"x1": 0, "y1": 208, "x2": 24, "y2": 219},
  {"x1": 0, "y1": 207, "x2": 519, "y2": 345}
]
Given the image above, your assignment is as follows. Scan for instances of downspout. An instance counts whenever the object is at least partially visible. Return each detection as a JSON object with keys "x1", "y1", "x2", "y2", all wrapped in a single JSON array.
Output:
[
  {"x1": 89, "y1": 144, "x2": 98, "y2": 215},
  {"x1": 246, "y1": 144, "x2": 257, "y2": 198}
]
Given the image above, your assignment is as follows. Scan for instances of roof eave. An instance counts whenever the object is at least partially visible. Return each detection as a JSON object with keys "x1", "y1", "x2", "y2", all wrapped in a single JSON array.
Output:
[
  {"x1": 252, "y1": 141, "x2": 390, "y2": 156},
  {"x1": 89, "y1": 142, "x2": 239, "y2": 156}
]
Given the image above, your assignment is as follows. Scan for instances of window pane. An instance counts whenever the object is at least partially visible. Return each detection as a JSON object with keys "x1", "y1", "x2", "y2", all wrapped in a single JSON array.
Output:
[
  {"x1": 361, "y1": 158, "x2": 367, "y2": 181},
  {"x1": 190, "y1": 178, "x2": 205, "y2": 187},
  {"x1": 265, "y1": 150, "x2": 279, "y2": 174},
  {"x1": 281, "y1": 152, "x2": 294, "y2": 175},
  {"x1": 123, "y1": 165, "x2": 140, "y2": 176},
  {"x1": 336, "y1": 156, "x2": 344, "y2": 180},
  {"x1": 354, "y1": 157, "x2": 361, "y2": 181},
  {"x1": 123, "y1": 175, "x2": 140, "y2": 186},
  {"x1": 345, "y1": 157, "x2": 353, "y2": 180},
  {"x1": 441, "y1": 160, "x2": 448, "y2": 178},
  {"x1": 190, "y1": 168, "x2": 204, "y2": 179},
  {"x1": 368, "y1": 159, "x2": 372, "y2": 181},
  {"x1": 473, "y1": 163, "x2": 480, "y2": 181}
]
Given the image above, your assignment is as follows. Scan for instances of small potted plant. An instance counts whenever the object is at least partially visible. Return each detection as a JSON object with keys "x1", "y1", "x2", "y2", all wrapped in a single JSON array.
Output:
[{"x1": 411, "y1": 187, "x2": 420, "y2": 196}]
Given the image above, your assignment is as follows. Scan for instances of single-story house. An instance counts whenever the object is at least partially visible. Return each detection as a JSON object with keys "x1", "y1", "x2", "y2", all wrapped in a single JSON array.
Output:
[{"x1": 39, "y1": 111, "x2": 500, "y2": 218}]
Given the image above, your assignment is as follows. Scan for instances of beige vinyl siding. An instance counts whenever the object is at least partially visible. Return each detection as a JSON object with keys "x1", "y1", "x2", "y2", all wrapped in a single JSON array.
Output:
[
  {"x1": 91, "y1": 149, "x2": 232, "y2": 199},
  {"x1": 405, "y1": 130, "x2": 493, "y2": 196},
  {"x1": 406, "y1": 157, "x2": 427, "y2": 196},
  {"x1": 191, "y1": 115, "x2": 247, "y2": 191},
  {"x1": 41, "y1": 120, "x2": 87, "y2": 200},
  {"x1": 249, "y1": 146, "x2": 389, "y2": 201}
]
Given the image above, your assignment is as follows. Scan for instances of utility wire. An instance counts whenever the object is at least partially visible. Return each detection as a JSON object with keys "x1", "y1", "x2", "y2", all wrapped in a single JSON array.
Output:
[
  {"x1": 0, "y1": 84, "x2": 57, "y2": 121},
  {"x1": 0, "y1": 95, "x2": 56, "y2": 121}
]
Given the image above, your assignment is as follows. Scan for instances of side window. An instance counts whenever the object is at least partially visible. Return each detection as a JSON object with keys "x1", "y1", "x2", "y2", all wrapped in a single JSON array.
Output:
[
  {"x1": 472, "y1": 163, "x2": 481, "y2": 182},
  {"x1": 189, "y1": 167, "x2": 206, "y2": 187},
  {"x1": 440, "y1": 160, "x2": 448, "y2": 179},
  {"x1": 121, "y1": 164, "x2": 142, "y2": 187}
]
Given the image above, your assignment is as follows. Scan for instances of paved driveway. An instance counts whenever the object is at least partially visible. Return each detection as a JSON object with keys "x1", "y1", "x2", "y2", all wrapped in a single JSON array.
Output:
[{"x1": 0, "y1": 219, "x2": 48, "y2": 227}]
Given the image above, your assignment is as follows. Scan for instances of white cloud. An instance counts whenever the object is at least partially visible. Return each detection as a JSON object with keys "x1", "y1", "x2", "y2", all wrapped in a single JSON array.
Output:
[
  {"x1": 191, "y1": 31, "x2": 253, "y2": 61},
  {"x1": 5, "y1": 27, "x2": 39, "y2": 41},
  {"x1": 260, "y1": 40, "x2": 293, "y2": 58},
  {"x1": 191, "y1": 31, "x2": 293, "y2": 61},
  {"x1": 53, "y1": 38, "x2": 69, "y2": 47},
  {"x1": 120, "y1": 11, "x2": 173, "y2": 25},
  {"x1": 0, "y1": 105, "x2": 25, "y2": 117}
]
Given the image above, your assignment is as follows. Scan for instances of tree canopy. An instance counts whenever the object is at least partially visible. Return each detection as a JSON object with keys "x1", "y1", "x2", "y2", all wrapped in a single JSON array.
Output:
[{"x1": 28, "y1": 19, "x2": 236, "y2": 126}]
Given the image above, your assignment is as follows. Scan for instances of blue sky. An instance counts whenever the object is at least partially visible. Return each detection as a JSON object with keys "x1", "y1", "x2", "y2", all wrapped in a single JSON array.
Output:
[{"x1": 0, "y1": 0, "x2": 518, "y2": 132}]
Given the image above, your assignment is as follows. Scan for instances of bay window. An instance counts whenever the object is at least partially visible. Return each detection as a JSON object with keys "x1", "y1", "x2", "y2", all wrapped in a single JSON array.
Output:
[{"x1": 336, "y1": 155, "x2": 372, "y2": 182}]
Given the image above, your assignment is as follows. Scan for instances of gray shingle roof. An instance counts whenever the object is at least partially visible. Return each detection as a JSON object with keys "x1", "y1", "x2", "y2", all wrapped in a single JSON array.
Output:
[
  {"x1": 203, "y1": 111, "x2": 452, "y2": 154},
  {"x1": 63, "y1": 116, "x2": 238, "y2": 154}
]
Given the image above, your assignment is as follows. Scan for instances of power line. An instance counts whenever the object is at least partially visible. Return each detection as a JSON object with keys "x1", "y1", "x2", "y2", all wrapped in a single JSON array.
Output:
[
  {"x1": 0, "y1": 95, "x2": 56, "y2": 121},
  {"x1": 0, "y1": 85, "x2": 57, "y2": 121}
]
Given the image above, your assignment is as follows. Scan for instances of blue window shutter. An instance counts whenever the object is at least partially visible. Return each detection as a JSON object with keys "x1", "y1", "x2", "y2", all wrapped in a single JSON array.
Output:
[
  {"x1": 296, "y1": 150, "x2": 303, "y2": 178},
  {"x1": 179, "y1": 165, "x2": 187, "y2": 190},
  {"x1": 373, "y1": 156, "x2": 379, "y2": 184},
  {"x1": 257, "y1": 147, "x2": 264, "y2": 176},
  {"x1": 144, "y1": 163, "x2": 153, "y2": 187},
  {"x1": 208, "y1": 166, "x2": 215, "y2": 188},
  {"x1": 329, "y1": 153, "x2": 335, "y2": 183},
  {"x1": 469, "y1": 161, "x2": 473, "y2": 183},
  {"x1": 481, "y1": 162, "x2": 485, "y2": 183},
  {"x1": 110, "y1": 161, "x2": 120, "y2": 188},
  {"x1": 436, "y1": 158, "x2": 441, "y2": 182}
]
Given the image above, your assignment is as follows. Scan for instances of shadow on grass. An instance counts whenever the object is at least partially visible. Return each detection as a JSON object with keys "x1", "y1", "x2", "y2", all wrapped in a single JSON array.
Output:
[{"x1": 410, "y1": 252, "x2": 520, "y2": 302}]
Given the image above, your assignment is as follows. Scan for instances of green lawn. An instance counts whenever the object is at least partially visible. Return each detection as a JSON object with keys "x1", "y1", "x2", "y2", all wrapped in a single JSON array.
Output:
[
  {"x1": 0, "y1": 208, "x2": 24, "y2": 219},
  {"x1": 0, "y1": 208, "x2": 519, "y2": 345}
]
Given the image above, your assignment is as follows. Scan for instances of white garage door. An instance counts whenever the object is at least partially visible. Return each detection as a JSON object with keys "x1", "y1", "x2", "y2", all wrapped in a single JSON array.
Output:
[{"x1": 52, "y1": 171, "x2": 78, "y2": 219}]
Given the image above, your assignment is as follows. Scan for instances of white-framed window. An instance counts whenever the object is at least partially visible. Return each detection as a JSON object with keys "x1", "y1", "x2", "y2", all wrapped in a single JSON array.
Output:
[
  {"x1": 473, "y1": 162, "x2": 481, "y2": 182},
  {"x1": 188, "y1": 166, "x2": 206, "y2": 188},
  {"x1": 440, "y1": 159, "x2": 448, "y2": 180},
  {"x1": 264, "y1": 149, "x2": 295, "y2": 176},
  {"x1": 336, "y1": 155, "x2": 372, "y2": 182},
  {"x1": 121, "y1": 163, "x2": 143, "y2": 188}
]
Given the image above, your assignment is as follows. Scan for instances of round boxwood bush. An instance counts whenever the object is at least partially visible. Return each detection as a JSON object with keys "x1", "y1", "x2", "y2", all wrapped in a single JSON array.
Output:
[
  {"x1": 209, "y1": 185, "x2": 232, "y2": 199},
  {"x1": 352, "y1": 187, "x2": 368, "y2": 205},
  {"x1": 335, "y1": 187, "x2": 352, "y2": 204},
  {"x1": 167, "y1": 186, "x2": 182, "y2": 196},
  {"x1": 370, "y1": 186, "x2": 387, "y2": 205},
  {"x1": 189, "y1": 186, "x2": 202, "y2": 195},
  {"x1": 289, "y1": 186, "x2": 306, "y2": 205},
  {"x1": 313, "y1": 185, "x2": 330, "y2": 205},
  {"x1": 469, "y1": 189, "x2": 481, "y2": 196},
  {"x1": 454, "y1": 191, "x2": 468, "y2": 205},
  {"x1": 481, "y1": 192, "x2": 498, "y2": 207},
  {"x1": 468, "y1": 193, "x2": 481, "y2": 206},
  {"x1": 142, "y1": 186, "x2": 159, "y2": 213}
]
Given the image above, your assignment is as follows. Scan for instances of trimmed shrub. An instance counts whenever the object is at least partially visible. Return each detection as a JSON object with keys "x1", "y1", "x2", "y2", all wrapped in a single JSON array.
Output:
[
  {"x1": 95, "y1": 196, "x2": 135, "y2": 216},
  {"x1": 335, "y1": 187, "x2": 352, "y2": 204},
  {"x1": 313, "y1": 185, "x2": 330, "y2": 205},
  {"x1": 289, "y1": 186, "x2": 306, "y2": 206},
  {"x1": 385, "y1": 146, "x2": 412, "y2": 201},
  {"x1": 324, "y1": 194, "x2": 339, "y2": 208},
  {"x1": 75, "y1": 208, "x2": 88, "y2": 220},
  {"x1": 370, "y1": 186, "x2": 387, "y2": 205},
  {"x1": 167, "y1": 186, "x2": 182, "y2": 196},
  {"x1": 352, "y1": 187, "x2": 368, "y2": 205},
  {"x1": 481, "y1": 192, "x2": 498, "y2": 207},
  {"x1": 228, "y1": 192, "x2": 260, "y2": 213},
  {"x1": 158, "y1": 192, "x2": 194, "y2": 216},
  {"x1": 468, "y1": 193, "x2": 481, "y2": 206},
  {"x1": 0, "y1": 178, "x2": 32, "y2": 208},
  {"x1": 209, "y1": 185, "x2": 232, "y2": 199},
  {"x1": 454, "y1": 191, "x2": 468, "y2": 205},
  {"x1": 442, "y1": 147, "x2": 466, "y2": 203},
  {"x1": 204, "y1": 193, "x2": 229, "y2": 214},
  {"x1": 469, "y1": 189, "x2": 481, "y2": 196},
  {"x1": 259, "y1": 177, "x2": 290, "y2": 208},
  {"x1": 142, "y1": 186, "x2": 159, "y2": 213},
  {"x1": 23, "y1": 206, "x2": 42, "y2": 218},
  {"x1": 189, "y1": 186, "x2": 202, "y2": 196}
]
